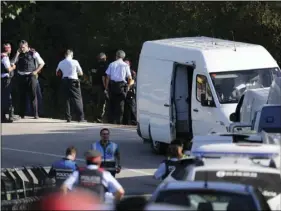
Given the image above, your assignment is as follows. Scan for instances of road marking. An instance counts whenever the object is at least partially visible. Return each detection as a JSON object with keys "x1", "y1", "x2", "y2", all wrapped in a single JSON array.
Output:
[{"x1": 2, "y1": 147, "x2": 152, "y2": 176}]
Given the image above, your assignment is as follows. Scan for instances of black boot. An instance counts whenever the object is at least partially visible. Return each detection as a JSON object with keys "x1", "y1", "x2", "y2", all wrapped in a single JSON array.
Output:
[
  {"x1": 2, "y1": 114, "x2": 13, "y2": 123},
  {"x1": 9, "y1": 106, "x2": 19, "y2": 121}
]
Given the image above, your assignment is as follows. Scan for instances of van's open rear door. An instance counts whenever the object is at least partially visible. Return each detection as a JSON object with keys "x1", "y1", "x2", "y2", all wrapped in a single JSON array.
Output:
[{"x1": 149, "y1": 60, "x2": 176, "y2": 143}]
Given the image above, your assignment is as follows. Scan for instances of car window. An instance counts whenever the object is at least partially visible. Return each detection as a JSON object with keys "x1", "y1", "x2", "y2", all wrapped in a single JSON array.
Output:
[
  {"x1": 194, "y1": 170, "x2": 281, "y2": 200},
  {"x1": 154, "y1": 189, "x2": 257, "y2": 211}
]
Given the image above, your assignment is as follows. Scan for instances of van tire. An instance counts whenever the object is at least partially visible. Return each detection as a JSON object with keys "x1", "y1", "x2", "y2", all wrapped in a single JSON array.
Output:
[{"x1": 151, "y1": 140, "x2": 168, "y2": 155}]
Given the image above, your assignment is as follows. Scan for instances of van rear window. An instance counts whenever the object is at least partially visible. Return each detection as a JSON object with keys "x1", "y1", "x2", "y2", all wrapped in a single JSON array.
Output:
[{"x1": 194, "y1": 170, "x2": 281, "y2": 200}]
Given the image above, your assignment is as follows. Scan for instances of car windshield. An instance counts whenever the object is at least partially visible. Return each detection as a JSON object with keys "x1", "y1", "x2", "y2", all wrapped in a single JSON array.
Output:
[
  {"x1": 210, "y1": 67, "x2": 281, "y2": 104},
  {"x1": 155, "y1": 189, "x2": 257, "y2": 211},
  {"x1": 194, "y1": 170, "x2": 281, "y2": 200}
]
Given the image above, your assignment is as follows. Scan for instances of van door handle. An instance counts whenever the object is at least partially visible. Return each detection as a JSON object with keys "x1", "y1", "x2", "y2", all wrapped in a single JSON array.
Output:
[
  {"x1": 193, "y1": 108, "x2": 199, "y2": 112},
  {"x1": 164, "y1": 104, "x2": 170, "y2": 107}
]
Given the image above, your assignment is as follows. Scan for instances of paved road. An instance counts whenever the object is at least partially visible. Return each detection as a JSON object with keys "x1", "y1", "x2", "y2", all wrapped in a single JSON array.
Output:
[{"x1": 1, "y1": 118, "x2": 164, "y2": 196}]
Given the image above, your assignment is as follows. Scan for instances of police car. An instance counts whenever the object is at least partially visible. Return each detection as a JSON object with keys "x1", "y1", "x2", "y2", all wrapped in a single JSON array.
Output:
[
  {"x1": 149, "y1": 181, "x2": 270, "y2": 211},
  {"x1": 160, "y1": 142, "x2": 280, "y2": 184}
]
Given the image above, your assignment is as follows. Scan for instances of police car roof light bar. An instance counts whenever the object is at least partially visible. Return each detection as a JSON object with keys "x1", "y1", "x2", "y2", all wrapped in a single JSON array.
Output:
[{"x1": 192, "y1": 151, "x2": 279, "y2": 159}]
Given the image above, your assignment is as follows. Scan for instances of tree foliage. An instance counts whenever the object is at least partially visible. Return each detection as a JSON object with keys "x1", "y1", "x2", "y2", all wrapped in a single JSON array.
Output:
[{"x1": 1, "y1": 2, "x2": 281, "y2": 120}]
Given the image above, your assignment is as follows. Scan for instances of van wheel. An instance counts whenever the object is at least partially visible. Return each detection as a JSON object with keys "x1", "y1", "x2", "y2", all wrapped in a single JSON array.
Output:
[{"x1": 151, "y1": 140, "x2": 168, "y2": 155}]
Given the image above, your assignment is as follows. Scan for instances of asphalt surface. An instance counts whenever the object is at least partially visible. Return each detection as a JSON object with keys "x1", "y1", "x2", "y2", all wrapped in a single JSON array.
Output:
[{"x1": 1, "y1": 117, "x2": 164, "y2": 196}]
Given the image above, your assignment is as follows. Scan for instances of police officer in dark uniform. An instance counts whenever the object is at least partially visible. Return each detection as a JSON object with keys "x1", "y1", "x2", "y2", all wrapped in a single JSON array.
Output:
[
  {"x1": 123, "y1": 60, "x2": 137, "y2": 125},
  {"x1": 48, "y1": 146, "x2": 78, "y2": 187},
  {"x1": 61, "y1": 149, "x2": 125, "y2": 202},
  {"x1": 153, "y1": 141, "x2": 190, "y2": 180},
  {"x1": 90, "y1": 53, "x2": 109, "y2": 123},
  {"x1": 12, "y1": 40, "x2": 45, "y2": 119},
  {"x1": 1, "y1": 43, "x2": 17, "y2": 123}
]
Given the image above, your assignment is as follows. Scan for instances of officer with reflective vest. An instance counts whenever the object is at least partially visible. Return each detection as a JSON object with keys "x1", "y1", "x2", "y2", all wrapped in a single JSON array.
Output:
[
  {"x1": 61, "y1": 149, "x2": 125, "y2": 202},
  {"x1": 48, "y1": 146, "x2": 78, "y2": 187},
  {"x1": 1, "y1": 43, "x2": 16, "y2": 123},
  {"x1": 12, "y1": 40, "x2": 45, "y2": 119},
  {"x1": 91, "y1": 128, "x2": 121, "y2": 177},
  {"x1": 154, "y1": 141, "x2": 189, "y2": 180}
]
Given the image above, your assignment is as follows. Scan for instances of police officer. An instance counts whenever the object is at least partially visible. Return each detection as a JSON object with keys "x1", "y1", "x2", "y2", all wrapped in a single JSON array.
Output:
[
  {"x1": 1, "y1": 43, "x2": 17, "y2": 123},
  {"x1": 153, "y1": 141, "x2": 189, "y2": 180},
  {"x1": 61, "y1": 149, "x2": 125, "y2": 202},
  {"x1": 123, "y1": 60, "x2": 137, "y2": 125},
  {"x1": 90, "y1": 53, "x2": 109, "y2": 123},
  {"x1": 12, "y1": 40, "x2": 45, "y2": 119},
  {"x1": 91, "y1": 128, "x2": 121, "y2": 177},
  {"x1": 56, "y1": 49, "x2": 86, "y2": 123},
  {"x1": 104, "y1": 50, "x2": 133, "y2": 124},
  {"x1": 48, "y1": 146, "x2": 79, "y2": 186}
]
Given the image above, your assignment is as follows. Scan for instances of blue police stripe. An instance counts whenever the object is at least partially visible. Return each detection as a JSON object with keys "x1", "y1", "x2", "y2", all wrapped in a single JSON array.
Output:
[{"x1": 192, "y1": 151, "x2": 279, "y2": 158}]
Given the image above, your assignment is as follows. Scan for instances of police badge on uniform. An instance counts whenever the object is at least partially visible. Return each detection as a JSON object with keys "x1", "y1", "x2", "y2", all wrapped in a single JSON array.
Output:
[{"x1": 106, "y1": 148, "x2": 113, "y2": 156}]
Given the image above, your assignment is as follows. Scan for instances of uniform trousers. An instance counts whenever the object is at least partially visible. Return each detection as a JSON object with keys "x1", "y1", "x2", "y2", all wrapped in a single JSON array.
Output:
[
  {"x1": 123, "y1": 96, "x2": 136, "y2": 125},
  {"x1": 109, "y1": 81, "x2": 127, "y2": 124},
  {"x1": 62, "y1": 78, "x2": 84, "y2": 121},
  {"x1": 92, "y1": 85, "x2": 106, "y2": 121},
  {"x1": 18, "y1": 74, "x2": 38, "y2": 118},
  {"x1": 1, "y1": 77, "x2": 12, "y2": 120}
]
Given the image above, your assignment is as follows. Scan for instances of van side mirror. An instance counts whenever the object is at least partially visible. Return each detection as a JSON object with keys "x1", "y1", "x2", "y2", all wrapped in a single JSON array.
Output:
[
  {"x1": 229, "y1": 113, "x2": 237, "y2": 122},
  {"x1": 201, "y1": 93, "x2": 215, "y2": 107}
]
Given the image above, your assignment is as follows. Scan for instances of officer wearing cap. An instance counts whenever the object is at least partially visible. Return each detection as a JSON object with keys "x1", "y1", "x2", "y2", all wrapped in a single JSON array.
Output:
[
  {"x1": 91, "y1": 128, "x2": 121, "y2": 178},
  {"x1": 56, "y1": 49, "x2": 86, "y2": 123},
  {"x1": 90, "y1": 52, "x2": 109, "y2": 123},
  {"x1": 12, "y1": 40, "x2": 45, "y2": 119},
  {"x1": 1, "y1": 43, "x2": 16, "y2": 123},
  {"x1": 154, "y1": 140, "x2": 189, "y2": 180},
  {"x1": 61, "y1": 149, "x2": 125, "y2": 202},
  {"x1": 104, "y1": 50, "x2": 133, "y2": 124}
]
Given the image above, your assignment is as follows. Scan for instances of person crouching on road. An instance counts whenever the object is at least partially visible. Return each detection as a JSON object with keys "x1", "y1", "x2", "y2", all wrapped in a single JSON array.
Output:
[
  {"x1": 153, "y1": 142, "x2": 187, "y2": 180},
  {"x1": 91, "y1": 128, "x2": 121, "y2": 178},
  {"x1": 48, "y1": 146, "x2": 78, "y2": 187},
  {"x1": 61, "y1": 149, "x2": 125, "y2": 202}
]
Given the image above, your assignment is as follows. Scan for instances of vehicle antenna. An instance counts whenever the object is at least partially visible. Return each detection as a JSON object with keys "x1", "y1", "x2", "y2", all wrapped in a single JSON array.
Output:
[
  {"x1": 231, "y1": 31, "x2": 236, "y2": 52},
  {"x1": 211, "y1": 30, "x2": 216, "y2": 45}
]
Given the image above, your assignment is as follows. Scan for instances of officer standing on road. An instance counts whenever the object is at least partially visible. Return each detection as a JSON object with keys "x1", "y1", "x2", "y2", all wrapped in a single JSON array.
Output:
[
  {"x1": 61, "y1": 149, "x2": 125, "y2": 202},
  {"x1": 1, "y1": 43, "x2": 17, "y2": 123},
  {"x1": 56, "y1": 49, "x2": 86, "y2": 123},
  {"x1": 153, "y1": 141, "x2": 189, "y2": 180},
  {"x1": 12, "y1": 40, "x2": 45, "y2": 119},
  {"x1": 104, "y1": 50, "x2": 133, "y2": 124},
  {"x1": 91, "y1": 128, "x2": 121, "y2": 178},
  {"x1": 90, "y1": 52, "x2": 108, "y2": 123},
  {"x1": 49, "y1": 146, "x2": 78, "y2": 177}
]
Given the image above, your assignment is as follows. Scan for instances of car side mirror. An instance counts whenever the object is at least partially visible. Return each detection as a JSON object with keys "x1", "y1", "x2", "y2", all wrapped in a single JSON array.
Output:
[
  {"x1": 229, "y1": 113, "x2": 237, "y2": 122},
  {"x1": 201, "y1": 93, "x2": 215, "y2": 107}
]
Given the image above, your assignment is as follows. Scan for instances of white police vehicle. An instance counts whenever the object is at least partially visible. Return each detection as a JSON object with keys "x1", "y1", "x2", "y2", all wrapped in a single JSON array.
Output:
[
  {"x1": 149, "y1": 181, "x2": 270, "y2": 211},
  {"x1": 157, "y1": 143, "x2": 281, "y2": 210},
  {"x1": 189, "y1": 144, "x2": 281, "y2": 210},
  {"x1": 162, "y1": 143, "x2": 280, "y2": 184},
  {"x1": 190, "y1": 133, "x2": 263, "y2": 152},
  {"x1": 191, "y1": 143, "x2": 280, "y2": 169}
]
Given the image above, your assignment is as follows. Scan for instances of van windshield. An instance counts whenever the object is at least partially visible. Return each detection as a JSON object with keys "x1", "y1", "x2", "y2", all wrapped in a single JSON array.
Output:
[{"x1": 210, "y1": 67, "x2": 281, "y2": 104}]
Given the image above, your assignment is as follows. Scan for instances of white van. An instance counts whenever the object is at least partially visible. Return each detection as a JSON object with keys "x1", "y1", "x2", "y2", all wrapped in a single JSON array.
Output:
[{"x1": 136, "y1": 36, "x2": 281, "y2": 154}]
